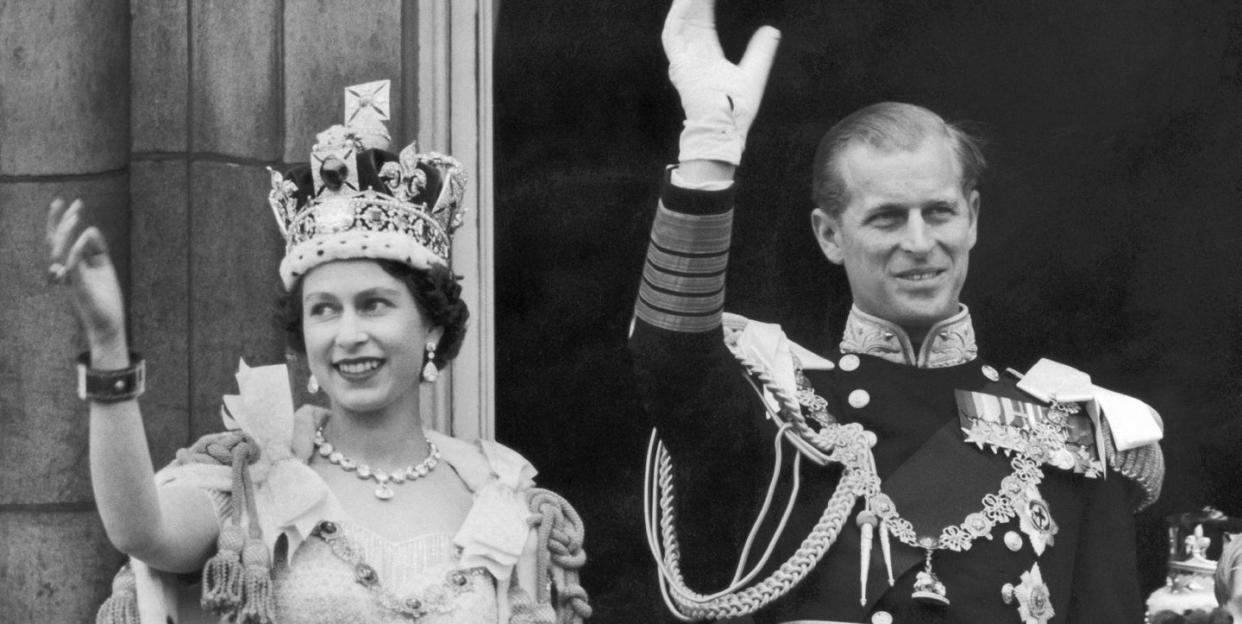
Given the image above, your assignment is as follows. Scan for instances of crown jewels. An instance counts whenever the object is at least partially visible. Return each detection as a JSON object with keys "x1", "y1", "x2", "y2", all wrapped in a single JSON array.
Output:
[{"x1": 267, "y1": 80, "x2": 467, "y2": 289}]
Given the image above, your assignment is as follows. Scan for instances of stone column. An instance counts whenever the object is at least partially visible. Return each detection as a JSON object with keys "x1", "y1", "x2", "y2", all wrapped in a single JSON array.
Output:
[{"x1": 0, "y1": 1, "x2": 132, "y2": 620}]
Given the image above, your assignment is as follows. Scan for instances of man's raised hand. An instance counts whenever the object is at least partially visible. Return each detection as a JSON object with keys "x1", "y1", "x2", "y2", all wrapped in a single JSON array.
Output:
[{"x1": 663, "y1": 0, "x2": 780, "y2": 166}]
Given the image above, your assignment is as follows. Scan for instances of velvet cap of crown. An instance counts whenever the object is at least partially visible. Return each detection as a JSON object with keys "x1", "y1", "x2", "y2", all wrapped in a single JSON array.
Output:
[{"x1": 267, "y1": 80, "x2": 467, "y2": 290}]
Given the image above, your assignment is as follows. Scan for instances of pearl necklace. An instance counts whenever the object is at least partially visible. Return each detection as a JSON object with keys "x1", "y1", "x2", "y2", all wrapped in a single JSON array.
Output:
[{"x1": 313, "y1": 427, "x2": 440, "y2": 500}]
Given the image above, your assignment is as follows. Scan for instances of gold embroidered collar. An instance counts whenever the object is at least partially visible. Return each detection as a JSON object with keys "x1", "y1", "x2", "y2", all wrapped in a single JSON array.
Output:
[{"x1": 839, "y1": 305, "x2": 978, "y2": 368}]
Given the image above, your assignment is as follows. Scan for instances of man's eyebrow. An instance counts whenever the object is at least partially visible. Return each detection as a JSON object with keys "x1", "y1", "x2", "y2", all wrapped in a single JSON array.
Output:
[{"x1": 863, "y1": 202, "x2": 909, "y2": 215}]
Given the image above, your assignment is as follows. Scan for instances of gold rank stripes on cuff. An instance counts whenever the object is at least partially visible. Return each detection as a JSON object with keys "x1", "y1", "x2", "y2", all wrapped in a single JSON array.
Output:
[{"x1": 636, "y1": 203, "x2": 732, "y2": 333}]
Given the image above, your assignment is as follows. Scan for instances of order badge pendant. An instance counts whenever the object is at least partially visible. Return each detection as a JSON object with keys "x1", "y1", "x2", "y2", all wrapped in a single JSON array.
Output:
[
  {"x1": 911, "y1": 549, "x2": 950, "y2": 606},
  {"x1": 1002, "y1": 562, "x2": 1055, "y2": 624},
  {"x1": 1015, "y1": 484, "x2": 1057, "y2": 555}
]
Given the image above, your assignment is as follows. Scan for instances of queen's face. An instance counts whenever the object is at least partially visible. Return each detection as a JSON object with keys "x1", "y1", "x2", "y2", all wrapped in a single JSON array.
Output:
[{"x1": 301, "y1": 259, "x2": 437, "y2": 418}]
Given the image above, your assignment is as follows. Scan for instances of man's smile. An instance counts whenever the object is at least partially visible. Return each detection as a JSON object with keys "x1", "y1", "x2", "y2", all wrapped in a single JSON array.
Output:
[{"x1": 892, "y1": 267, "x2": 947, "y2": 282}]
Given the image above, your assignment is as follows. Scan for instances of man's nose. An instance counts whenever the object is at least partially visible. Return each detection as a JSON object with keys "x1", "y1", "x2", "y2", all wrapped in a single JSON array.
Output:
[{"x1": 899, "y1": 213, "x2": 934, "y2": 255}]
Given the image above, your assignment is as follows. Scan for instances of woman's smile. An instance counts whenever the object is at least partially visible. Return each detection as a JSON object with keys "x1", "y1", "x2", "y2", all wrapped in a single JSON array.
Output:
[{"x1": 334, "y1": 357, "x2": 385, "y2": 379}]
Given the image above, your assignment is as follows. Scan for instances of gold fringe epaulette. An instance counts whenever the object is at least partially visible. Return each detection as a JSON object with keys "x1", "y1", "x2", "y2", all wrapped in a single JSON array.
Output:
[{"x1": 1101, "y1": 418, "x2": 1164, "y2": 511}]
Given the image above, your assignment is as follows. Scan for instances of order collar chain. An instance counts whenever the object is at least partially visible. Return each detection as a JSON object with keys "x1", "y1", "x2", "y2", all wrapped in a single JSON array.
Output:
[
  {"x1": 799, "y1": 372, "x2": 1070, "y2": 608},
  {"x1": 313, "y1": 426, "x2": 441, "y2": 500}
]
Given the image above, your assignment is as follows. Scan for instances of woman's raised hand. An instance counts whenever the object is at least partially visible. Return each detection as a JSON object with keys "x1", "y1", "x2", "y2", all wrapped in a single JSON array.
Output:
[
  {"x1": 46, "y1": 198, "x2": 128, "y2": 353},
  {"x1": 663, "y1": 0, "x2": 780, "y2": 166}
]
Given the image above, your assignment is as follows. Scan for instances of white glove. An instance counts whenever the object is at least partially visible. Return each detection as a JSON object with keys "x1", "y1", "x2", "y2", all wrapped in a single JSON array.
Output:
[{"x1": 663, "y1": 0, "x2": 781, "y2": 165}]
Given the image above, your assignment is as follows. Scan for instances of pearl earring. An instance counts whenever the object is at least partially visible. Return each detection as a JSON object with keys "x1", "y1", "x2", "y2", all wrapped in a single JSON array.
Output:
[{"x1": 307, "y1": 374, "x2": 320, "y2": 394}]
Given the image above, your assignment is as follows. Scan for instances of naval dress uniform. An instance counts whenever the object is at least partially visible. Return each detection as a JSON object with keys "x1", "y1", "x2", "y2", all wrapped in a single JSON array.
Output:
[{"x1": 630, "y1": 169, "x2": 1165, "y2": 624}]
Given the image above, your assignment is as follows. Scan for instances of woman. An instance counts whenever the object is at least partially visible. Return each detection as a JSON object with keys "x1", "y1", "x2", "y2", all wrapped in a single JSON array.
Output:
[{"x1": 46, "y1": 81, "x2": 589, "y2": 624}]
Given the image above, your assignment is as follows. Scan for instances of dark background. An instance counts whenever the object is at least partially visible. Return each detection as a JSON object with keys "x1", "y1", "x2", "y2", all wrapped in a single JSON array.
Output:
[{"x1": 494, "y1": 1, "x2": 1242, "y2": 621}]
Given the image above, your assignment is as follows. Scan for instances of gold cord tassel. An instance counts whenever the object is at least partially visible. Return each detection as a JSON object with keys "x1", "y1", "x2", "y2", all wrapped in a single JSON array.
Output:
[
  {"x1": 95, "y1": 564, "x2": 140, "y2": 624},
  {"x1": 201, "y1": 523, "x2": 247, "y2": 612},
  {"x1": 204, "y1": 439, "x2": 258, "y2": 615},
  {"x1": 239, "y1": 539, "x2": 276, "y2": 624}
]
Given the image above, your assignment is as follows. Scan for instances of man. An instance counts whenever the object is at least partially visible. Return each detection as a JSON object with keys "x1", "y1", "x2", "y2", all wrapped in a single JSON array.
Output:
[{"x1": 631, "y1": 1, "x2": 1165, "y2": 622}]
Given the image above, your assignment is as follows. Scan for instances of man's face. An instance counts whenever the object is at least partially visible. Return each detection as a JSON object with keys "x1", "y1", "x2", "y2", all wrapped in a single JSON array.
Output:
[{"x1": 812, "y1": 136, "x2": 979, "y2": 332}]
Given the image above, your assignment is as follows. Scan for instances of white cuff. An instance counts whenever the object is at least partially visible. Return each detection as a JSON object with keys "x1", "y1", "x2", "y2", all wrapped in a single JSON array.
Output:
[{"x1": 669, "y1": 167, "x2": 733, "y2": 191}]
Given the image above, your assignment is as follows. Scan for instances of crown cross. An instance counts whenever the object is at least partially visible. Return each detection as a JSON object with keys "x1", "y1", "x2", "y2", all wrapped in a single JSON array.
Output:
[{"x1": 345, "y1": 80, "x2": 391, "y2": 126}]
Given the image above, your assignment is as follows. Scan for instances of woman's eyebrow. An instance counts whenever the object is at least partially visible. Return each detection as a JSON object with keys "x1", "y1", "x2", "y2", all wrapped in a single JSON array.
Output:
[{"x1": 354, "y1": 286, "x2": 404, "y2": 298}]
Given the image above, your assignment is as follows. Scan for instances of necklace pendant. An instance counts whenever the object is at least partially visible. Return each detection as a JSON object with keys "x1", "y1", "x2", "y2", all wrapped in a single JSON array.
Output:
[
  {"x1": 912, "y1": 549, "x2": 950, "y2": 606},
  {"x1": 313, "y1": 427, "x2": 439, "y2": 501}
]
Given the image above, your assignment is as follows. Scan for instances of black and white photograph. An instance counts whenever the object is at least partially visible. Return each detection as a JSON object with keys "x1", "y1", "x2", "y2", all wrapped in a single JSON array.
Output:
[{"x1": 3, "y1": 1, "x2": 1242, "y2": 622}]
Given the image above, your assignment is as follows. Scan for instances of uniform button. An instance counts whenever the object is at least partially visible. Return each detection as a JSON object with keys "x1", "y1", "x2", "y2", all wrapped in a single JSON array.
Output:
[
  {"x1": 871, "y1": 611, "x2": 893, "y2": 624},
  {"x1": 981, "y1": 364, "x2": 1000, "y2": 382},
  {"x1": 839, "y1": 354, "x2": 860, "y2": 371},
  {"x1": 1004, "y1": 531, "x2": 1022, "y2": 552},
  {"x1": 849, "y1": 389, "x2": 871, "y2": 408},
  {"x1": 1001, "y1": 582, "x2": 1016, "y2": 604}
]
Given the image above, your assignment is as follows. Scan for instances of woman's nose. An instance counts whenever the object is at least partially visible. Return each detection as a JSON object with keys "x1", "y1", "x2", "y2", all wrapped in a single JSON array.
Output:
[{"x1": 333, "y1": 313, "x2": 368, "y2": 347}]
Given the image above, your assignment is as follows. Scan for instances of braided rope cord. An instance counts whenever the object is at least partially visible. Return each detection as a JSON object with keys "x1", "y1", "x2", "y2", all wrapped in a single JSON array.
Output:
[
  {"x1": 648, "y1": 340, "x2": 882, "y2": 620},
  {"x1": 527, "y1": 488, "x2": 592, "y2": 623},
  {"x1": 652, "y1": 426, "x2": 871, "y2": 620},
  {"x1": 95, "y1": 431, "x2": 271, "y2": 624},
  {"x1": 174, "y1": 429, "x2": 256, "y2": 467},
  {"x1": 174, "y1": 430, "x2": 277, "y2": 624}
]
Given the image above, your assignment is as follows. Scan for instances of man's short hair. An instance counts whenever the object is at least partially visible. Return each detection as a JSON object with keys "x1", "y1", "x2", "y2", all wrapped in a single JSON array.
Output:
[{"x1": 811, "y1": 102, "x2": 986, "y2": 218}]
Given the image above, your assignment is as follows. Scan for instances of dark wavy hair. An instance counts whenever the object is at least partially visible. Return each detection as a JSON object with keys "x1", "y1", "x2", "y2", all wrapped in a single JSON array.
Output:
[{"x1": 278, "y1": 259, "x2": 469, "y2": 370}]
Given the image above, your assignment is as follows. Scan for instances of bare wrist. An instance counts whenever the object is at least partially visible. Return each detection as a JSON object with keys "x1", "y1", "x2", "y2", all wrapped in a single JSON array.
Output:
[{"x1": 89, "y1": 336, "x2": 130, "y2": 370}]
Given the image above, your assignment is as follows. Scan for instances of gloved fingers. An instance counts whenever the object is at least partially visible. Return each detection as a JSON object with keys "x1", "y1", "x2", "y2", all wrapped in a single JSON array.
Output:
[
  {"x1": 738, "y1": 25, "x2": 781, "y2": 95},
  {"x1": 662, "y1": 0, "x2": 722, "y2": 61}
]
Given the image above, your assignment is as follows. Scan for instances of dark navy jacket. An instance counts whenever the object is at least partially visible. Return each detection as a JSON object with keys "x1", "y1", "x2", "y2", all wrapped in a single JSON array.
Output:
[{"x1": 630, "y1": 171, "x2": 1157, "y2": 623}]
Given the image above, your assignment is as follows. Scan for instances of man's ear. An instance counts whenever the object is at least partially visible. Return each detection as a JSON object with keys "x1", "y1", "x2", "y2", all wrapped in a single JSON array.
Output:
[
  {"x1": 967, "y1": 189, "x2": 980, "y2": 251},
  {"x1": 811, "y1": 208, "x2": 845, "y2": 265}
]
